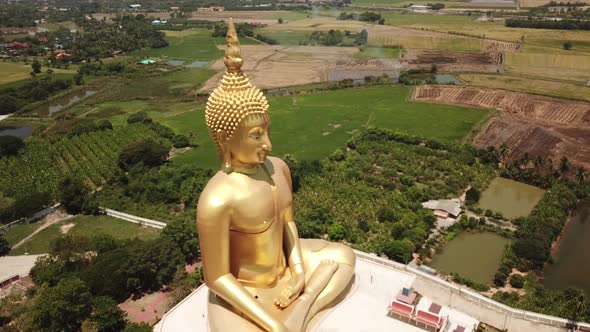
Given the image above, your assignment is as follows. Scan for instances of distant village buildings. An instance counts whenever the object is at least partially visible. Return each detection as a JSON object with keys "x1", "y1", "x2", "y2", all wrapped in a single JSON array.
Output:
[
  {"x1": 408, "y1": 5, "x2": 432, "y2": 13},
  {"x1": 197, "y1": 6, "x2": 225, "y2": 12}
]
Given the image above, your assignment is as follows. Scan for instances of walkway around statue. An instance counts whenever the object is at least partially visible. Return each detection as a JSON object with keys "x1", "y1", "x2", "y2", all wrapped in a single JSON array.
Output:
[{"x1": 105, "y1": 209, "x2": 590, "y2": 332}]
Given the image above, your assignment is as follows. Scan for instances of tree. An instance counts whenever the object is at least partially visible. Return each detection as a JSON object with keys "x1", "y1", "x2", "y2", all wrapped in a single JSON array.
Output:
[
  {"x1": 58, "y1": 177, "x2": 90, "y2": 214},
  {"x1": 31, "y1": 277, "x2": 93, "y2": 331},
  {"x1": 0, "y1": 233, "x2": 10, "y2": 256},
  {"x1": 510, "y1": 274, "x2": 525, "y2": 288},
  {"x1": 0, "y1": 94, "x2": 20, "y2": 115},
  {"x1": 161, "y1": 220, "x2": 200, "y2": 262},
  {"x1": 172, "y1": 134, "x2": 190, "y2": 148},
  {"x1": 74, "y1": 73, "x2": 84, "y2": 85},
  {"x1": 90, "y1": 296, "x2": 128, "y2": 332},
  {"x1": 383, "y1": 239, "x2": 414, "y2": 263},
  {"x1": 327, "y1": 223, "x2": 346, "y2": 241},
  {"x1": 50, "y1": 234, "x2": 93, "y2": 267},
  {"x1": 127, "y1": 111, "x2": 152, "y2": 124},
  {"x1": 0, "y1": 135, "x2": 25, "y2": 157},
  {"x1": 498, "y1": 143, "x2": 509, "y2": 165},
  {"x1": 95, "y1": 120, "x2": 112, "y2": 131},
  {"x1": 278, "y1": 18, "x2": 283, "y2": 24},
  {"x1": 563, "y1": 41, "x2": 573, "y2": 50},
  {"x1": 355, "y1": 28, "x2": 368, "y2": 46},
  {"x1": 430, "y1": 63, "x2": 438, "y2": 73},
  {"x1": 559, "y1": 156, "x2": 570, "y2": 176},
  {"x1": 124, "y1": 323, "x2": 152, "y2": 332},
  {"x1": 118, "y1": 139, "x2": 168, "y2": 170},
  {"x1": 576, "y1": 167, "x2": 586, "y2": 183},
  {"x1": 30, "y1": 256, "x2": 68, "y2": 286},
  {"x1": 465, "y1": 187, "x2": 480, "y2": 205},
  {"x1": 31, "y1": 60, "x2": 41, "y2": 74}
]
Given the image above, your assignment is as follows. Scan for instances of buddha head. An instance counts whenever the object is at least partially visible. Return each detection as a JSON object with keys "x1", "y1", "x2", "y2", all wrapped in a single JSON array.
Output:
[{"x1": 205, "y1": 18, "x2": 272, "y2": 172}]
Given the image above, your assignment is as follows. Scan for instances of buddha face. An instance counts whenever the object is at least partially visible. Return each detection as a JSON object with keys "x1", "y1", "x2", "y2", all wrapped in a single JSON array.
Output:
[{"x1": 226, "y1": 114, "x2": 272, "y2": 167}]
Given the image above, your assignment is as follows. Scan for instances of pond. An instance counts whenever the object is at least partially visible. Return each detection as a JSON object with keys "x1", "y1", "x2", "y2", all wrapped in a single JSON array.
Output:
[
  {"x1": 543, "y1": 201, "x2": 590, "y2": 295},
  {"x1": 186, "y1": 61, "x2": 209, "y2": 68},
  {"x1": 35, "y1": 89, "x2": 97, "y2": 117},
  {"x1": 0, "y1": 125, "x2": 33, "y2": 139},
  {"x1": 166, "y1": 60, "x2": 185, "y2": 66},
  {"x1": 429, "y1": 232, "x2": 510, "y2": 284},
  {"x1": 477, "y1": 177, "x2": 545, "y2": 219},
  {"x1": 435, "y1": 74, "x2": 461, "y2": 85}
]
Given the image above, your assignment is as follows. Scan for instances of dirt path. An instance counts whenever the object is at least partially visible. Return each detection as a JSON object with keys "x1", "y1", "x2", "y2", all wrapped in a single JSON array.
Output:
[{"x1": 11, "y1": 210, "x2": 73, "y2": 250}]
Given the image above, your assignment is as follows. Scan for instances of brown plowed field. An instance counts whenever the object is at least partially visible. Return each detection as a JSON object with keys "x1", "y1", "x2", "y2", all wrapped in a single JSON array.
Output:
[
  {"x1": 414, "y1": 85, "x2": 590, "y2": 169},
  {"x1": 198, "y1": 45, "x2": 401, "y2": 92},
  {"x1": 404, "y1": 50, "x2": 500, "y2": 73}
]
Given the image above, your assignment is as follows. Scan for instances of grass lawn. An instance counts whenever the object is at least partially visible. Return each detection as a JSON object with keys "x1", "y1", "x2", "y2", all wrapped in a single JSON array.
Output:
[
  {"x1": 129, "y1": 28, "x2": 260, "y2": 61},
  {"x1": 2, "y1": 222, "x2": 40, "y2": 246},
  {"x1": 459, "y1": 73, "x2": 590, "y2": 102},
  {"x1": 354, "y1": 46, "x2": 400, "y2": 58},
  {"x1": 10, "y1": 215, "x2": 161, "y2": 255},
  {"x1": 162, "y1": 85, "x2": 492, "y2": 170}
]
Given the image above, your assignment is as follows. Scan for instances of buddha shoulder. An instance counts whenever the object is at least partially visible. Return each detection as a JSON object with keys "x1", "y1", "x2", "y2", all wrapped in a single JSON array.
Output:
[
  {"x1": 196, "y1": 171, "x2": 238, "y2": 222},
  {"x1": 266, "y1": 156, "x2": 291, "y2": 181}
]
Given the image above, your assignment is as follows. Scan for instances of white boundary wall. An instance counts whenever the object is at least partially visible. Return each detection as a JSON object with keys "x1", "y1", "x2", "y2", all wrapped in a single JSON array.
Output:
[
  {"x1": 0, "y1": 204, "x2": 61, "y2": 232},
  {"x1": 353, "y1": 250, "x2": 590, "y2": 332},
  {"x1": 102, "y1": 208, "x2": 167, "y2": 229}
]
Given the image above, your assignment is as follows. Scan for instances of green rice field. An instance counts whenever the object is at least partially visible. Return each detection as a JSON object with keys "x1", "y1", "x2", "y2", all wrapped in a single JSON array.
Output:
[{"x1": 160, "y1": 85, "x2": 492, "y2": 169}]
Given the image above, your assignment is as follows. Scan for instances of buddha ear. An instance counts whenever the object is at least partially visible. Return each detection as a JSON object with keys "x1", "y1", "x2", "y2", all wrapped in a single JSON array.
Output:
[{"x1": 216, "y1": 130, "x2": 232, "y2": 169}]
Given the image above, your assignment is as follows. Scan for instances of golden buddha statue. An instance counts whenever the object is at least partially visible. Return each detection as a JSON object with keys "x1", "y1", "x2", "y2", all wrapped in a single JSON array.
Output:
[{"x1": 196, "y1": 19, "x2": 356, "y2": 332}]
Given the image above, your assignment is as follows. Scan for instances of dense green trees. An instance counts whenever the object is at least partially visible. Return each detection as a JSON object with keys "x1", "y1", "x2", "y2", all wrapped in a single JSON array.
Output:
[
  {"x1": 90, "y1": 296, "x2": 128, "y2": 332},
  {"x1": 513, "y1": 183, "x2": 578, "y2": 269},
  {"x1": 161, "y1": 220, "x2": 200, "y2": 262},
  {"x1": 0, "y1": 136, "x2": 25, "y2": 157},
  {"x1": 0, "y1": 234, "x2": 9, "y2": 256},
  {"x1": 293, "y1": 127, "x2": 495, "y2": 261},
  {"x1": 31, "y1": 277, "x2": 93, "y2": 331},
  {"x1": 58, "y1": 177, "x2": 91, "y2": 214},
  {"x1": 118, "y1": 139, "x2": 168, "y2": 170}
]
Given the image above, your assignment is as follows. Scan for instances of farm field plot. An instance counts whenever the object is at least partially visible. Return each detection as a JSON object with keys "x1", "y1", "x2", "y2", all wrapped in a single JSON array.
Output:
[
  {"x1": 379, "y1": 14, "x2": 590, "y2": 53},
  {"x1": 129, "y1": 28, "x2": 259, "y2": 61},
  {"x1": 10, "y1": 215, "x2": 160, "y2": 255},
  {"x1": 0, "y1": 124, "x2": 166, "y2": 199},
  {"x1": 414, "y1": 85, "x2": 590, "y2": 169},
  {"x1": 504, "y1": 66, "x2": 590, "y2": 84},
  {"x1": 0, "y1": 61, "x2": 77, "y2": 86},
  {"x1": 404, "y1": 49, "x2": 499, "y2": 72},
  {"x1": 504, "y1": 53, "x2": 590, "y2": 70},
  {"x1": 165, "y1": 86, "x2": 491, "y2": 169},
  {"x1": 198, "y1": 45, "x2": 400, "y2": 92},
  {"x1": 352, "y1": 0, "x2": 466, "y2": 7},
  {"x1": 458, "y1": 74, "x2": 590, "y2": 102}
]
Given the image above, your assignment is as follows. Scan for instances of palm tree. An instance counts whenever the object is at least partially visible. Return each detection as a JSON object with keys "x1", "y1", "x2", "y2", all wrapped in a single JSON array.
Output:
[
  {"x1": 575, "y1": 167, "x2": 586, "y2": 183},
  {"x1": 498, "y1": 143, "x2": 509, "y2": 166},
  {"x1": 560, "y1": 157, "x2": 570, "y2": 177}
]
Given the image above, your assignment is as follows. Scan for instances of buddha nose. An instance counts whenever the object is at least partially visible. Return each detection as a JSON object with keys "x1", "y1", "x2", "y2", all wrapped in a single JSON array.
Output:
[{"x1": 262, "y1": 135, "x2": 272, "y2": 151}]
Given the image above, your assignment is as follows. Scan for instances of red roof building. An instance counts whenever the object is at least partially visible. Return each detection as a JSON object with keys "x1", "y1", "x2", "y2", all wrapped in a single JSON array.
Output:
[
  {"x1": 415, "y1": 309, "x2": 444, "y2": 331},
  {"x1": 388, "y1": 300, "x2": 415, "y2": 321},
  {"x1": 38, "y1": 37, "x2": 48, "y2": 43}
]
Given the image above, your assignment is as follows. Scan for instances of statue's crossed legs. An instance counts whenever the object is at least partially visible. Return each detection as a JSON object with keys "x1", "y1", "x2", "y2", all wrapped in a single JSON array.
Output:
[{"x1": 208, "y1": 239, "x2": 356, "y2": 332}]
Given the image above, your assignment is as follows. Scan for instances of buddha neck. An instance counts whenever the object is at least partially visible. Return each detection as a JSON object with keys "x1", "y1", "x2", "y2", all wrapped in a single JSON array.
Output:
[{"x1": 222, "y1": 163, "x2": 259, "y2": 175}]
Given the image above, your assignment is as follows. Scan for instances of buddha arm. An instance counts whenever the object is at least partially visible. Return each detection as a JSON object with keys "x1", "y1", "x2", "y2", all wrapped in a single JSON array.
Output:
[
  {"x1": 197, "y1": 199, "x2": 287, "y2": 332},
  {"x1": 284, "y1": 205, "x2": 305, "y2": 276},
  {"x1": 281, "y1": 161, "x2": 305, "y2": 277}
]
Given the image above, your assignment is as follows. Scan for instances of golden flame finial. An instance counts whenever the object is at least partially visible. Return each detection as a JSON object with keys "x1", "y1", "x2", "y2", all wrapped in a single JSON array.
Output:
[{"x1": 224, "y1": 18, "x2": 243, "y2": 73}]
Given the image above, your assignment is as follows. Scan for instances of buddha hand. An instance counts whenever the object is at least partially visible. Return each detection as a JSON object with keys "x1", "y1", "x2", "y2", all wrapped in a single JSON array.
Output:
[{"x1": 274, "y1": 273, "x2": 305, "y2": 308}]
